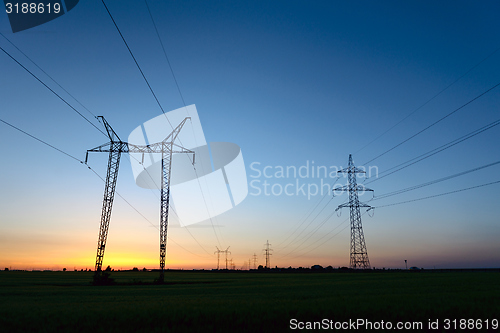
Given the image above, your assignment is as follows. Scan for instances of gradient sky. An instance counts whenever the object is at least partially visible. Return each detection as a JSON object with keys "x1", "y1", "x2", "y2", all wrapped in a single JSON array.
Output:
[{"x1": 1, "y1": 1, "x2": 499, "y2": 271}]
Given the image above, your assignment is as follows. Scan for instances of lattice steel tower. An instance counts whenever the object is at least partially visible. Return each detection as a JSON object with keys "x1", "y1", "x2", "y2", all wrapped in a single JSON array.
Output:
[
  {"x1": 263, "y1": 240, "x2": 272, "y2": 269},
  {"x1": 334, "y1": 155, "x2": 373, "y2": 269},
  {"x1": 86, "y1": 116, "x2": 194, "y2": 283}
]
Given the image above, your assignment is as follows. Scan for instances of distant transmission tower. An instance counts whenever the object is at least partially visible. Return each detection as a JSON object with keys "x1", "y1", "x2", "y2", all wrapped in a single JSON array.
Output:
[
  {"x1": 252, "y1": 253, "x2": 258, "y2": 269},
  {"x1": 263, "y1": 240, "x2": 273, "y2": 268},
  {"x1": 334, "y1": 155, "x2": 373, "y2": 269},
  {"x1": 230, "y1": 259, "x2": 235, "y2": 270},
  {"x1": 223, "y1": 247, "x2": 231, "y2": 269},
  {"x1": 214, "y1": 247, "x2": 223, "y2": 270}
]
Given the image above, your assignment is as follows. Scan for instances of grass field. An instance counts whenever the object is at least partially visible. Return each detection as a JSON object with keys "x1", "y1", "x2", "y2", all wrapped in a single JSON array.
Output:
[{"x1": 0, "y1": 270, "x2": 499, "y2": 332}]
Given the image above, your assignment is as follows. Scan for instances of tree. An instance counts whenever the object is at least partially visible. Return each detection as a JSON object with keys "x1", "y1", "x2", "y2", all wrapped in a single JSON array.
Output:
[{"x1": 63, "y1": 268, "x2": 67, "y2": 272}]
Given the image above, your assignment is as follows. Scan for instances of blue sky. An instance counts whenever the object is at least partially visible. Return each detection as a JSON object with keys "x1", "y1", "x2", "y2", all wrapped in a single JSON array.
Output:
[{"x1": 1, "y1": 0, "x2": 499, "y2": 270}]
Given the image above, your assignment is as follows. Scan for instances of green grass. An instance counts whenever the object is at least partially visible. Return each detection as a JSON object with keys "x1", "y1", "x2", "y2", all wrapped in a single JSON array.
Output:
[{"x1": 0, "y1": 271, "x2": 498, "y2": 332}]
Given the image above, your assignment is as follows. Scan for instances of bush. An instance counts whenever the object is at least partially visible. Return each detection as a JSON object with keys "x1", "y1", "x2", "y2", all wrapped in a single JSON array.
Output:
[{"x1": 92, "y1": 271, "x2": 115, "y2": 285}]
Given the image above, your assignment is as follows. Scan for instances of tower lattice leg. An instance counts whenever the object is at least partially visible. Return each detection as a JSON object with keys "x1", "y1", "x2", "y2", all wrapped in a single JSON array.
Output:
[
  {"x1": 94, "y1": 145, "x2": 121, "y2": 282},
  {"x1": 159, "y1": 150, "x2": 173, "y2": 283}
]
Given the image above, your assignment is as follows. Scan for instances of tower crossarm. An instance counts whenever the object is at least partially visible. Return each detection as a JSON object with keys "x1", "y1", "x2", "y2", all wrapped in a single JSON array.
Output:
[
  {"x1": 336, "y1": 202, "x2": 372, "y2": 211},
  {"x1": 87, "y1": 117, "x2": 193, "y2": 155},
  {"x1": 86, "y1": 141, "x2": 129, "y2": 153},
  {"x1": 337, "y1": 202, "x2": 373, "y2": 208},
  {"x1": 126, "y1": 142, "x2": 194, "y2": 155},
  {"x1": 98, "y1": 116, "x2": 121, "y2": 142},
  {"x1": 86, "y1": 140, "x2": 194, "y2": 163},
  {"x1": 337, "y1": 166, "x2": 367, "y2": 175},
  {"x1": 333, "y1": 185, "x2": 373, "y2": 193},
  {"x1": 162, "y1": 117, "x2": 191, "y2": 144}
]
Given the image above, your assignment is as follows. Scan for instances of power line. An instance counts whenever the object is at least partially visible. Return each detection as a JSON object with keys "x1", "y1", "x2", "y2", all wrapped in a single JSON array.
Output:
[
  {"x1": 100, "y1": 0, "x2": 169, "y2": 118},
  {"x1": 277, "y1": 206, "x2": 337, "y2": 259},
  {"x1": 121, "y1": 154, "x2": 214, "y2": 257},
  {"x1": 281, "y1": 209, "x2": 370, "y2": 262},
  {"x1": 181, "y1": 225, "x2": 217, "y2": 257},
  {"x1": 0, "y1": 32, "x2": 100, "y2": 121},
  {"x1": 282, "y1": 221, "x2": 350, "y2": 261},
  {"x1": 355, "y1": 46, "x2": 500, "y2": 155},
  {"x1": 88, "y1": 162, "x2": 212, "y2": 259},
  {"x1": 0, "y1": 117, "x2": 84, "y2": 163},
  {"x1": 373, "y1": 160, "x2": 500, "y2": 201},
  {"x1": 363, "y1": 81, "x2": 500, "y2": 165},
  {"x1": 366, "y1": 118, "x2": 500, "y2": 185},
  {"x1": 378, "y1": 118, "x2": 500, "y2": 177},
  {"x1": 190, "y1": 166, "x2": 224, "y2": 248},
  {"x1": 275, "y1": 180, "x2": 347, "y2": 258},
  {"x1": 276, "y1": 180, "x2": 348, "y2": 258},
  {"x1": 139, "y1": 1, "x2": 199, "y2": 160},
  {"x1": 276, "y1": 214, "x2": 345, "y2": 260},
  {"x1": 275, "y1": 197, "x2": 334, "y2": 253},
  {"x1": 376, "y1": 180, "x2": 500, "y2": 208},
  {"x1": 103, "y1": 0, "x2": 224, "y2": 248},
  {"x1": 100, "y1": 0, "x2": 187, "y2": 144},
  {"x1": 0, "y1": 45, "x2": 106, "y2": 137},
  {"x1": 275, "y1": 176, "x2": 340, "y2": 249},
  {"x1": 144, "y1": 0, "x2": 187, "y2": 107}
]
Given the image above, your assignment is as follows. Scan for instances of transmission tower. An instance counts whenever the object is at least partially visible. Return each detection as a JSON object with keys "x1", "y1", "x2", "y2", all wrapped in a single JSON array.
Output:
[
  {"x1": 229, "y1": 258, "x2": 235, "y2": 270},
  {"x1": 220, "y1": 246, "x2": 230, "y2": 270},
  {"x1": 263, "y1": 240, "x2": 273, "y2": 268},
  {"x1": 252, "y1": 253, "x2": 258, "y2": 269},
  {"x1": 214, "y1": 247, "x2": 223, "y2": 270},
  {"x1": 86, "y1": 116, "x2": 194, "y2": 283},
  {"x1": 334, "y1": 154, "x2": 373, "y2": 269}
]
